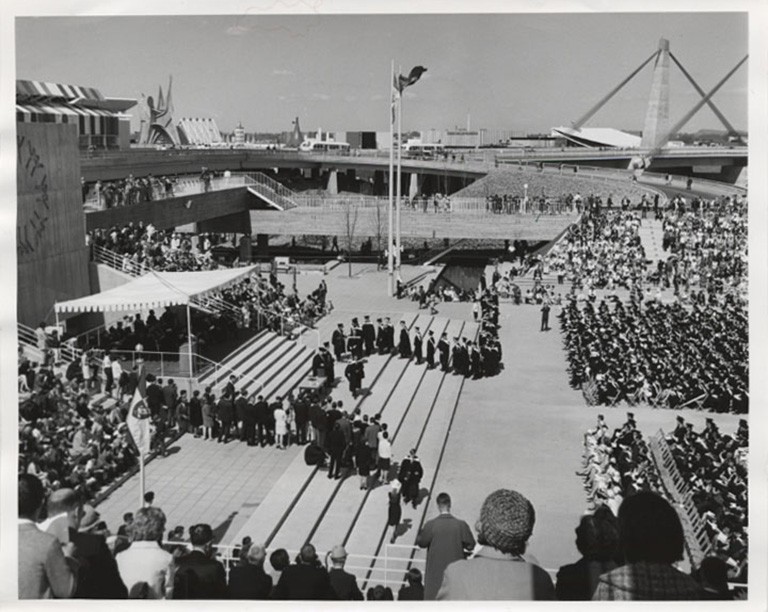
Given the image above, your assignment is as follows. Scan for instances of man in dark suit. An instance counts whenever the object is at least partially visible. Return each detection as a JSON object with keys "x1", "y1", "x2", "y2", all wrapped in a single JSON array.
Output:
[
  {"x1": 272, "y1": 544, "x2": 335, "y2": 600},
  {"x1": 228, "y1": 544, "x2": 272, "y2": 599},
  {"x1": 361, "y1": 315, "x2": 376, "y2": 356},
  {"x1": 145, "y1": 374, "x2": 163, "y2": 418},
  {"x1": 332, "y1": 324, "x2": 346, "y2": 361},
  {"x1": 413, "y1": 327, "x2": 423, "y2": 364},
  {"x1": 253, "y1": 395, "x2": 269, "y2": 446},
  {"x1": 328, "y1": 545, "x2": 363, "y2": 600},
  {"x1": 243, "y1": 393, "x2": 258, "y2": 446},
  {"x1": 398, "y1": 321, "x2": 412, "y2": 358},
  {"x1": 293, "y1": 393, "x2": 309, "y2": 445},
  {"x1": 376, "y1": 318, "x2": 387, "y2": 354},
  {"x1": 311, "y1": 351, "x2": 325, "y2": 378},
  {"x1": 384, "y1": 317, "x2": 395, "y2": 353},
  {"x1": 223, "y1": 374, "x2": 237, "y2": 400},
  {"x1": 234, "y1": 389, "x2": 249, "y2": 441},
  {"x1": 173, "y1": 524, "x2": 227, "y2": 599},
  {"x1": 322, "y1": 344, "x2": 335, "y2": 388},
  {"x1": 217, "y1": 395, "x2": 235, "y2": 443},
  {"x1": 349, "y1": 318, "x2": 363, "y2": 360},
  {"x1": 69, "y1": 504, "x2": 127, "y2": 598},
  {"x1": 345, "y1": 360, "x2": 363, "y2": 399},
  {"x1": 426, "y1": 331, "x2": 436, "y2": 369},
  {"x1": 437, "y1": 333, "x2": 450, "y2": 372}
]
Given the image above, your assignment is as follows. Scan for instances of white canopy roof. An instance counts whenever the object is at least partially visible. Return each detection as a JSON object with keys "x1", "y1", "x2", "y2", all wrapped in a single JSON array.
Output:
[{"x1": 55, "y1": 266, "x2": 257, "y2": 314}]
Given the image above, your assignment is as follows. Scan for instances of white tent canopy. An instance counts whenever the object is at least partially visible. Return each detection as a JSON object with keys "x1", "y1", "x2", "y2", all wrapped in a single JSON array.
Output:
[{"x1": 54, "y1": 266, "x2": 257, "y2": 314}]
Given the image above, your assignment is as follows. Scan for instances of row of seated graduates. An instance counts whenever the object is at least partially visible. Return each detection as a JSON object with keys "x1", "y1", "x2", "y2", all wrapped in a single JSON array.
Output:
[{"x1": 668, "y1": 416, "x2": 748, "y2": 581}]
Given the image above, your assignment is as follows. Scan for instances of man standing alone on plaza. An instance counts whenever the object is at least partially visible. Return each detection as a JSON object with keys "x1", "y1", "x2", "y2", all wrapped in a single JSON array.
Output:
[
  {"x1": 416, "y1": 492, "x2": 476, "y2": 600},
  {"x1": 540, "y1": 302, "x2": 551, "y2": 332}
]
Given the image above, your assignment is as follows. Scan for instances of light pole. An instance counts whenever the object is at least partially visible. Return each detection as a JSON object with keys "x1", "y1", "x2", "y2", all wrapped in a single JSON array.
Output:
[{"x1": 523, "y1": 183, "x2": 528, "y2": 214}]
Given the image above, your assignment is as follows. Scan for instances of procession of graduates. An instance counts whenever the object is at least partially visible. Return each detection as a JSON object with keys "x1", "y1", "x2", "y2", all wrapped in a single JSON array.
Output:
[{"x1": 325, "y1": 305, "x2": 503, "y2": 386}]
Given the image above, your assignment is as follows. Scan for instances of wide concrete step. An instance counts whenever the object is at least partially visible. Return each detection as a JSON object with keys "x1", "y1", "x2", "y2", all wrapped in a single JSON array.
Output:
[
  {"x1": 198, "y1": 330, "x2": 282, "y2": 388},
  {"x1": 267, "y1": 316, "x2": 449, "y2": 552}
]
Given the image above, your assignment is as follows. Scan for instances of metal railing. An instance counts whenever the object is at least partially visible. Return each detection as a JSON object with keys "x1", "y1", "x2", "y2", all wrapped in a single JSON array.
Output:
[
  {"x1": 91, "y1": 244, "x2": 151, "y2": 277},
  {"x1": 18, "y1": 322, "x2": 80, "y2": 364},
  {"x1": 239, "y1": 172, "x2": 300, "y2": 209}
]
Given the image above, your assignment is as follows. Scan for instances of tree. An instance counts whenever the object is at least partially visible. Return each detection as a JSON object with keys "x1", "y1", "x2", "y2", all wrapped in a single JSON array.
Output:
[{"x1": 343, "y1": 199, "x2": 360, "y2": 278}]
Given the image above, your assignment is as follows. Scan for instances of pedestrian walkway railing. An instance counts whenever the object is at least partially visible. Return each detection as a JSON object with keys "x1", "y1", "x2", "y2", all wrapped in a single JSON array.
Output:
[
  {"x1": 18, "y1": 321, "x2": 80, "y2": 364},
  {"x1": 91, "y1": 244, "x2": 151, "y2": 277},
  {"x1": 238, "y1": 172, "x2": 300, "y2": 210}
]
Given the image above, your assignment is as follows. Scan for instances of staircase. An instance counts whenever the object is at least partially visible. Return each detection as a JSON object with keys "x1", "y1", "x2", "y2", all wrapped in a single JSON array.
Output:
[
  {"x1": 196, "y1": 329, "x2": 313, "y2": 399},
  {"x1": 243, "y1": 172, "x2": 300, "y2": 210}
]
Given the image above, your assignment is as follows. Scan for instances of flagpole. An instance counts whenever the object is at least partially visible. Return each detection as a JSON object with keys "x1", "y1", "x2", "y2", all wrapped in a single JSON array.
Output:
[
  {"x1": 186, "y1": 304, "x2": 193, "y2": 378},
  {"x1": 387, "y1": 60, "x2": 395, "y2": 297},
  {"x1": 396, "y1": 65, "x2": 403, "y2": 278},
  {"x1": 139, "y1": 453, "x2": 145, "y2": 508}
]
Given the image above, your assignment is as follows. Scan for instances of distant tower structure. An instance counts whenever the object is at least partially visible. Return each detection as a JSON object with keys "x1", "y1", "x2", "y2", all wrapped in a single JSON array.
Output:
[
  {"x1": 287, "y1": 117, "x2": 304, "y2": 147},
  {"x1": 641, "y1": 38, "x2": 671, "y2": 149},
  {"x1": 138, "y1": 75, "x2": 179, "y2": 146},
  {"x1": 234, "y1": 122, "x2": 245, "y2": 145}
]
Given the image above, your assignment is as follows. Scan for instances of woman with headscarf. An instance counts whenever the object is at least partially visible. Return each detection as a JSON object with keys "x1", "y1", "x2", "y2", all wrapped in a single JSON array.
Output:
[{"x1": 436, "y1": 489, "x2": 555, "y2": 600}]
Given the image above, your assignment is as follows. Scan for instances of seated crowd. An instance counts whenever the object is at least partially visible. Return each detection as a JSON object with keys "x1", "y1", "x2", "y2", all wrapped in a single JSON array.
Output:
[
  {"x1": 87, "y1": 224, "x2": 227, "y2": 274},
  {"x1": 668, "y1": 415, "x2": 748, "y2": 580},
  {"x1": 561, "y1": 295, "x2": 748, "y2": 412},
  {"x1": 19, "y1": 471, "x2": 740, "y2": 600},
  {"x1": 579, "y1": 414, "x2": 748, "y2": 589}
]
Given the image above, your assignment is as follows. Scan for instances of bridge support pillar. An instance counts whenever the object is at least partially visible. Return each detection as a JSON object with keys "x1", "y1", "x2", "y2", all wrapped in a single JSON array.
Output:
[
  {"x1": 256, "y1": 233, "x2": 269, "y2": 257},
  {"x1": 327, "y1": 169, "x2": 338, "y2": 195},
  {"x1": 373, "y1": 170, "x2": 385, "y2": 196},
  {"x1": 641, "y1": 38, "x2": 671, "y2": 148},
  {"x1": 409, "y1": 172, "x2": 421, "y2": 200}
]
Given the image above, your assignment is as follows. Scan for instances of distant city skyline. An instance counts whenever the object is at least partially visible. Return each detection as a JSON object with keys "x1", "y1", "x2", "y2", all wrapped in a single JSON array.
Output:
[{"x1": 16, "y1": 12, "x2": 748, "y2": 136}]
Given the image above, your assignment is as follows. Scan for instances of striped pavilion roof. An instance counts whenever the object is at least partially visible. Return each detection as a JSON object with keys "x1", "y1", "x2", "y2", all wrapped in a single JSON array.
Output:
[{"x1": 16, "y1": 80, "x2": 105, "y2": 103}]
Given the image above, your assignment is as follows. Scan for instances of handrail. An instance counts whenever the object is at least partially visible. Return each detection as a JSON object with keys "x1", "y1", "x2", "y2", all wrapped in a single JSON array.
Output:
[{"x1": 18, "y1": 322, "x2": 80, "y2": 364}]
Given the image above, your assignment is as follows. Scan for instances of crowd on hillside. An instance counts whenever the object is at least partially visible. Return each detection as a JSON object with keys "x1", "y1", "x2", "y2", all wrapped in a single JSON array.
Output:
[
  {"x1": 560, "y1": 296, "x2": 747, "y2": 412},
  {"x1": 87, "y1": 224, "x2": 229, "y2": 274},
  {"x1": 579, "y1": 414, "x2": 748, "y2": 588},
  {"x1": 543, "y1": 209, "x2": 647, "y2": 290}
]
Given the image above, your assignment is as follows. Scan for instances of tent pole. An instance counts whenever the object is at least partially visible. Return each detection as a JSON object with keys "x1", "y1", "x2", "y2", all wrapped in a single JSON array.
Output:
[{"x1": 186, "y1": 304, "x2": 193, "y2": 378}]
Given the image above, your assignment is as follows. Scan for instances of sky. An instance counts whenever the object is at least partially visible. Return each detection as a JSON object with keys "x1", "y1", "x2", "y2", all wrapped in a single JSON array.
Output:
[{"x1": 15, "y1": 11, "x2": 749, "y2": 136}]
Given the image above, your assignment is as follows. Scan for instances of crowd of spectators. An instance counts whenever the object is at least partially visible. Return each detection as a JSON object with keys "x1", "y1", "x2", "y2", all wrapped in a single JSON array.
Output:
[
  {"x1": 19, "y1": 351, "x2": 137, "y2": 503},
  {"x1": 87, "y1": 224, "x2": 226, "y2": 274},
  {"x1": 543, "y1": 209, "x2": 647, "y2": 291},
  {"x1": 83, "y1": 174, "x2": 180, "y2": 208},
  {"x1": 560, "y1": 295, "x2": 748, "y2": 412},
  {"x1": 19, "y1": 469, "x2": 740, "y2": 600},
  {"x1": 658, "y1": 198, "x2": 747, "y2": 302}
]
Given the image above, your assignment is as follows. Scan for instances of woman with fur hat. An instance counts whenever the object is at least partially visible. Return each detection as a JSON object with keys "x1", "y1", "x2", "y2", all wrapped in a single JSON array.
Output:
[{"x1": 436, "y1": 489, "x2": 555, "y2": 600}]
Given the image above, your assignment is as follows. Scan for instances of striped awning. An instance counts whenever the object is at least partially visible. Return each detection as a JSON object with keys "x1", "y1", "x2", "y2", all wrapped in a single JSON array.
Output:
[
  {"x1": 54, "y1": 266, "x2": 258, "y2": 314},
  {"x1": 16, "y1": 80, "x2": 105, "y2": 103}
]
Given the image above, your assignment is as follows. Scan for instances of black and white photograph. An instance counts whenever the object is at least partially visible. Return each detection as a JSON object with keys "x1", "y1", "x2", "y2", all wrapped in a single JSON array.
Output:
[{"x1": 1, "y1": 0, "x2": 766, "y2": 607}]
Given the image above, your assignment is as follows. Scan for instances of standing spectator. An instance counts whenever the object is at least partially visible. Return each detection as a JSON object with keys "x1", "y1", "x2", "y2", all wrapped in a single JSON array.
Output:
[
  {"x1": 102, "y1": 351, "x2": 114, "y2": 396},
  {"x1": 272, "y1": 544, "x2": 335, "y2": 600},
  {"x1": 18, "y1": 474, "x2": 77, "y2": 599},
  {"x1": 35, "y1": 322, "x2": 48, "y2": 352},
  {"x1": 388, "y1": 479, "x2": 403, "y2": 544},
  {"x1": 326, "y1": 422, "x2": 346, "y2": 480},
  {"x1": 398, "y1": 568, "x2": 425, "y2": 601},
  {"x1": 234, "y1": 389, "x2": 248, "y2": 441},
  {"x1": 415, "y1": 492, "x2": 476, "y2": 600},
  {"x1": 228, "y1": 544, "x2": 272, "y2": 599},
  {"x1": 355, "y1": 436, "x2": 372, "y2": 490},
  {"x1": 201, "y1": 394, "x2": 214, "y2": 440},
  {"x1": 376, "y1": 430, "x2": 392, "y2": 484},
  {"x1": 327, "y1": 545, "x2": 363, "y2": 600},
  {"x1": 555, "y1": 505, "x2": 620, "y2": 600},
  {"x1": 274, "y1": 399, "x2": 288, "y2": 449},
  {"x1": 592, "y1": 492, "x2": 704, "y2": 600},
  {"x1": 436, "y1": 489, "x2": 555, "y2": 600},
  {"x1": 173, "y1": 523, "x2": 227, "y2": 599},
  {"x1": 176, "y1": 390, "x2": 190, "y2": 434},
  {"x1": 217, "y1": 394, "x2": 234, "y2": 443},
  {"x1": 189, "y1": 390, "x2": 203, "y2": 437},
  {"x1": 69, "y1": 504, "x2": 128, "y2": 598},
  {"x1": 540, "y1": 302, "x2": 551, "y2": 332},
  {"x1": 115, "y1": 507, "x2": 175, "y2": 599}
]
